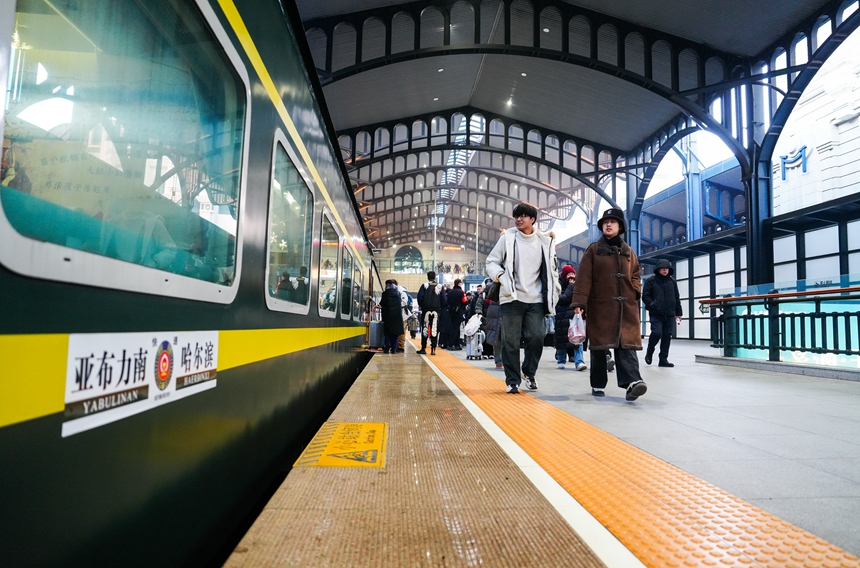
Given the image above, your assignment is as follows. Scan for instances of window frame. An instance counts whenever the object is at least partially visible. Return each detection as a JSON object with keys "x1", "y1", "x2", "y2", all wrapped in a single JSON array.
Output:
[
  {"x1": 317, "y1": 210, "x2": 342, "y2": 319},
  {"x1": 264, "y1": 128, "x2": 316, "y2": 315},
  {"x1": 0, "y1": 0, "x2": 251, "y2": 304},
  {"x1": 340, "y1": 247, "x2": 355, "y2": 320}
]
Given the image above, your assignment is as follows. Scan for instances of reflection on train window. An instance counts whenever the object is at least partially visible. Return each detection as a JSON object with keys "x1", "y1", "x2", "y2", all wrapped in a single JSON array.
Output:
[
  {"x1": 352, "y1": 266, "x2": 362, "y2": 319},
  {"x1": 268, "y1": 141, "x2": 312, "y2": 307},
  {"x1": 341, "y1": 250, "x2": 353, "y2": 318},
  {"x1": 318, "y1": 216, "x2": 339, "y2": 315},
  {"x1": 1, "y1": 0, "x2": 245, "y2": 285}
]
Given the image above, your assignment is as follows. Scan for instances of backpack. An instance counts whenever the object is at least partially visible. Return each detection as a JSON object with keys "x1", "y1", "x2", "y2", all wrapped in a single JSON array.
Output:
[{"x1": 422, "y1": 282, "x2": 441, "y2": 312}]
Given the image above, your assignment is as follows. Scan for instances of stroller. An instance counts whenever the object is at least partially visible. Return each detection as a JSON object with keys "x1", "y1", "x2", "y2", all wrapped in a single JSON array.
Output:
[{"x1": 463, "y1": 314, "x2": 486, "y2": 360}]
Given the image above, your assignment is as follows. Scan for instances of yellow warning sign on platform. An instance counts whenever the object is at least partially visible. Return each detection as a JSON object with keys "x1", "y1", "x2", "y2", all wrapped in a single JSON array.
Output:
[{"x1": 294, "y1": 422, "x2": 388, "y2": 468}]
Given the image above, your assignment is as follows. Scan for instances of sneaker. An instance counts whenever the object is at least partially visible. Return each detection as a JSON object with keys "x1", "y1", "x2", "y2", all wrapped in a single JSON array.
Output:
[
  {"x1": 506, "y1": 384, "x2": 519, "y2": 394},
  {"x1": 524, "y1": 376, "x2": 538, "y2": 390},
  {"x1": 644, "y1": 351, "x2": 653, "y2": 365},
  {"x1": 576, "y1": 363, "x2": 587, "y2": 371},
  {"x1": 658, "y1": 360, "x2": 675, "y2": 367},
  {"x1": 625, "y1": 380, "x2": 647, "y2": 401},
  {"x1": 416, "y1": 349, "x2": 426, "y2": 355},
  {"x1": 557, "y1": 363, "x2": 566, "y2": 369},
  {"x1": 591, "y1": 388, "x2": 605, "y2": 397}
]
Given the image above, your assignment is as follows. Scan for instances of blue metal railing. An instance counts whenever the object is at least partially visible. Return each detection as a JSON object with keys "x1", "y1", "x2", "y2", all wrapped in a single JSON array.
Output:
[{"x1": 702, "y1": 285, "x2": 860, "y2": 368}]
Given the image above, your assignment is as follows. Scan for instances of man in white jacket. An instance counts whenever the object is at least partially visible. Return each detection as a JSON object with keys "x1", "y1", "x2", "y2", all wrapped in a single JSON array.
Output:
[{"x1": 486, "y1": 203, "x2": 561, "y2": 393}]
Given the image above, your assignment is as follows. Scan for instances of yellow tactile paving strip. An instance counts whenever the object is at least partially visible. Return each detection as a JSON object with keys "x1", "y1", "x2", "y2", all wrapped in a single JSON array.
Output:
[{"x1": 422, "y1": 342, "x2": 860, "y2": 568}]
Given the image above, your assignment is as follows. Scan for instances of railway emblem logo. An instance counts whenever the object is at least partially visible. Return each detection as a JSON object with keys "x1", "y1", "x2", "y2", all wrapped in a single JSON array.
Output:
[{"x1": 154, "y1": 340, "x2": 173, "y2": 390}]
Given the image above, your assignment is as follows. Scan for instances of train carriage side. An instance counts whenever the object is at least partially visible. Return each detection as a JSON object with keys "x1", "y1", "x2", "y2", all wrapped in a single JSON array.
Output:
[{"x1": 0, "y1": 0, "x2": 372, "y2": 566}]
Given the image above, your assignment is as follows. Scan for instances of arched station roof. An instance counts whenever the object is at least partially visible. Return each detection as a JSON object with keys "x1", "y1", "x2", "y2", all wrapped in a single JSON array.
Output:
[{"x1": 291, "y1": 0, "x2": 860, "y2": 260}]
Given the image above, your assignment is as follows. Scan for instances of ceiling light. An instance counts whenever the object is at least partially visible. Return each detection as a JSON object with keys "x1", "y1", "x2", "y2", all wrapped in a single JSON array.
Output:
[
  {"x1": 543, "y1": 27, "x2": 550, "y2": 33},
  {"x1": 521, "y1": 72, "x2": 527, "y2": 77},
  {"x1": 507, "y1": 98, "x2": 513, "y2": 106},
  {"x1": 437, "y1": 68, "x2": 444, "y2": 72},
  {"x1": 433, "y1": 97, "x2": 439, "y2": 101}
]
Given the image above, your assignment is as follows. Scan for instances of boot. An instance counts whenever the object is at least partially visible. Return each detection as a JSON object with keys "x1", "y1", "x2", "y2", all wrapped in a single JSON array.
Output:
[
  {"x1": 644, "y1": 349, "x2": 653, "y2": 365},
  {"x1": 658, "y1": 359, "x2": 674, "y2": 367},
  {"x1": 431, "y1": 347, "x2": 436, "y2": 355},
  {"x1": 416, "y1": 349, "x2": 426, "y2": 355}
]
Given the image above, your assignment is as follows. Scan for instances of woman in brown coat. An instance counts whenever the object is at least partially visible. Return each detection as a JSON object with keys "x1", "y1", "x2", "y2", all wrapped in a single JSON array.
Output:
[{"x1": 571, "y1": 208, "x2": 647, "y2": 401}]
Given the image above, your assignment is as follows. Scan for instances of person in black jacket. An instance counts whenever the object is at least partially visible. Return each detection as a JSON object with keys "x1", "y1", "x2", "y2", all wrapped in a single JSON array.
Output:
[
  {"x1": 554, "y1": 265, "x2": 587, "y2": 370},
  {"x1": 642, "y1": 259, "x2": 683, "y2": 367},
  {"x1": 380, "y1": 279, "x2": 404, "y2": 354},
  {"x1": 416, "y1": 271, "x2": 445, "y2": 355},
  {"x1": 445, "y1": 279, "x2": 467, "y2": 350}
]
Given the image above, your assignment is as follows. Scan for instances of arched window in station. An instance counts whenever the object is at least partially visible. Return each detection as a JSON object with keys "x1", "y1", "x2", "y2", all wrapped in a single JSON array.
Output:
[
  {"x1": 420, "y1": 7, "x2": 445, "y2": 48},
  {"x1": 652, "y1": 40, "x2": 672, "y2": 87},
  {"x1": 508, "y1": 125, "x2": 524, "y2": 153},
  {"x1": 624, "y1": 33, "x2": 645, "y2": 76},
  {"x1": 306, "y1": 28, "x2": 327, "y2": 70},
  {"x1": 481, "y1": 0, "x2": 504, "y2": 44},
  {"x1": 489, "y1": 119, "x2": 505, "y2": 148},
  {"x1": 362, "y1": 17, "x2": 386, "y2": 61},
  {"x1": 792, "y1": 34, "x2": 809, "y2": 81},
  {"x1": 705, "y1": 56, "x2": 725, "y2": 86},
  {"x1": 814, "y1": 17, "x2": 833, "y2": 51},
  {"x1": 598, "y1": 151, "x2": 613, "y2": 177},
  {"x1": 331, "y1": 23, "x2": 357, "y2": 72},
  {"x1": 539, "y1": 7, "x2": 562, "y2": 50},
  {"x1": 355, "y1": 131, "x2": 372, "y2": 162},
  {"x1": 391, "y1": 12, "x2": 415, "y2": 54},
  {"x1": 412, "y1": 120, "x2": 428, "y2": 148},
  {"x1": 568, "y1": 15, "x2": 591, "y2": 57},
  {"x1": 373, "y1": 127, "x2": 390, "y2": 158},
  {"x1": 772, "y1": 47, "x2": 787, "y2": 108},
  {"x1": 563, "y1": 140, "x2": 578, "y2": 172},
  {"x1": 430, "y1": 116, "x2": 447, "y2": 146},
  {"x1": 581, "y1": 146, "x2": 595, "y2": 174},
  {"x1": 679, "y1": 49, "x2": 699, "y2": 91},
  {"x1": 338, "y1": 135, "x2": 353, "y2": 165},
  {"x1": 510, "y1": 0, "x2": 533, "y2": 46},
  {"x1": 527, "y1": 129, "x2": 542, "y2": 158},
  {"x1": 838, "y1": 0, "x2": 858, "y2": 24},
  {"x1": 450, "y1": 1, "x2": 475, "y2": 45},
  {"x1": 597, "y1": 24, "x2": 617, "y2": 65},
  {"x1": 469, "y1": 113, "x2": 486, "y2": 145},
  {"x1": 545, "y1": 135, "x2": 559, "y2": 164}
]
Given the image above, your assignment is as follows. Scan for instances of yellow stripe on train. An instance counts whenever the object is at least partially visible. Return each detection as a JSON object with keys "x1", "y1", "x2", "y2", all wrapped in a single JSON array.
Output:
[{"x1": 0, "y1": 327, "x2": 365, "y2": 429}]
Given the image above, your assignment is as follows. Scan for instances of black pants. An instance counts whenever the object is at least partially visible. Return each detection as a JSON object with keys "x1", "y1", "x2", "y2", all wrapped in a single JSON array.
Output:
[
  {"x1": 421, "y1": 312, "x2": 438, "y2": 350},
  {"x1": 646, "y1": 314, "x2": 675, "y2": 361},
  {"x1": 590, "y1": 349, "x2": 642, "y2": 389}
]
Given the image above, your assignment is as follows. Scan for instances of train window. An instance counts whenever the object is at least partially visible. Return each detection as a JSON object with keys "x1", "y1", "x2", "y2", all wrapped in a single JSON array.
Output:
[
  {"x1": 266, "y1": 131, "x2": 314, "y2": 313},
  {"x1": 341, "y1": 249, "x2": 353, "y2": 318},
  {"x1": 352, "y1": 266, "x2": 362, "y2": 319},
  {"x1": 0, "y1": 0, "x2": 250, "y2": 303},
  {"x1": 318, "y1": 215, "x2": 339, "y2": 317}
]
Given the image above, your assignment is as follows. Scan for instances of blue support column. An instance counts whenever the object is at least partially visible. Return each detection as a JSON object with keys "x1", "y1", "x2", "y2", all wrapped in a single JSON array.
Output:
[
  {"x1": 746, "y1": 157, "x2": 774, "y2": 285},
  {"x1": 627, "y1": 169, "x2": 641, "y2": 255},
  {"x1": 685, "y1": 139, "x2": 703, "y2": 242}
]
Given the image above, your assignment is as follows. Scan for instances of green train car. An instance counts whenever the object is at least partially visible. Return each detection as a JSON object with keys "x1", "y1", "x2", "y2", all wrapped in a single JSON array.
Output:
[{"x1": 0, "y1": 0, "x2": 376, "y2": 565}]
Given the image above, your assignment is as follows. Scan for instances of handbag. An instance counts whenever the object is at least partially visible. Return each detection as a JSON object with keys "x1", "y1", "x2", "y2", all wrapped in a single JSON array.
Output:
[
  {"x1": 568, "y1": 313, "x2": 586, "y2": 345},
  {"x1": 484, "y1": 281, "x2": 500, "y2": 303}
]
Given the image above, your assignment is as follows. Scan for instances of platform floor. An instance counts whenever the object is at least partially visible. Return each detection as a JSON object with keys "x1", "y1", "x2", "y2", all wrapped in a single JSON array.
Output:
[{"x1": 226, "y1": 340, "x2": 860, "y2": 567}]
